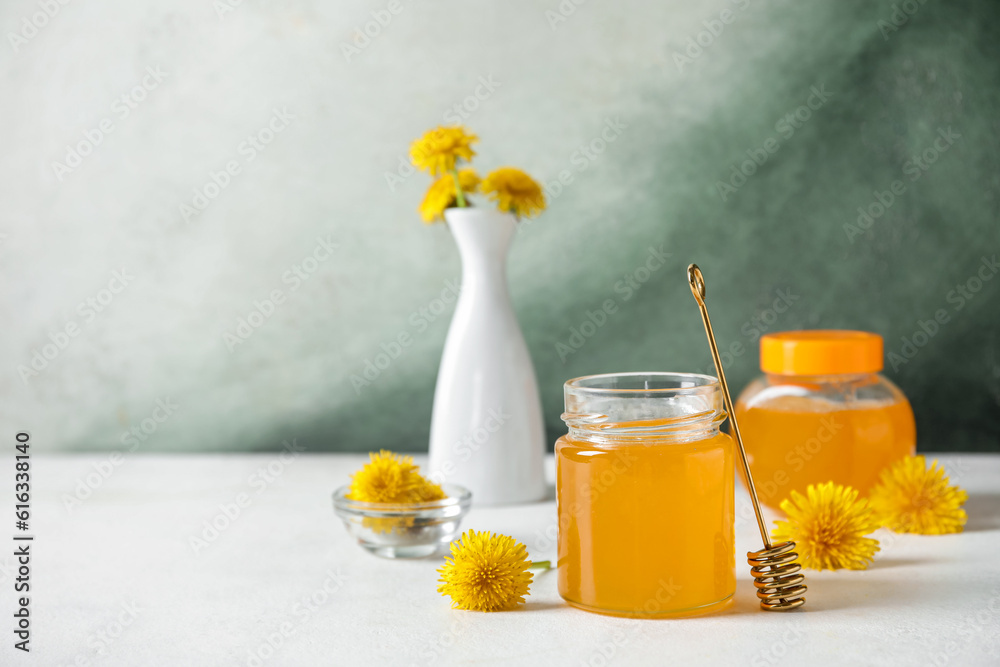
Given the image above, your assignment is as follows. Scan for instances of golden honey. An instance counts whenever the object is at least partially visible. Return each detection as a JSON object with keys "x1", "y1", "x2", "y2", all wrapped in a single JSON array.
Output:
[
  {"x1": 735, "y1": 396, "x2": 914, "y2": 506},
  {"x1": 735, "y1": 331, "x2": 916, "y2": 510},
  {"x1": 556, "y1": 374, "x2": 736, "y2": 617}
]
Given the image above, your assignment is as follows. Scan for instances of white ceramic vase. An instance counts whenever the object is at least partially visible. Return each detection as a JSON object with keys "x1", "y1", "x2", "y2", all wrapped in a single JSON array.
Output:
[{"x1": 427, "y1": 207, "x2": 547, "y2": 506}]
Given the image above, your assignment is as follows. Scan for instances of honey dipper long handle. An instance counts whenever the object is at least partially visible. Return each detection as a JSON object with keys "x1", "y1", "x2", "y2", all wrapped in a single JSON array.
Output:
[{"x1": 687, "y1": 264, "x2": 772, "y2": 550}]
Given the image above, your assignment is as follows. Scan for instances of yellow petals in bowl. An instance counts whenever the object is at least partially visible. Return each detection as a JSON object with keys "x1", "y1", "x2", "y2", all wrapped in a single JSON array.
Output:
[
  {"x1": 334, "y1": 451, "x2": 471, "y2": 558},
  {"x1": 347, "y1": 450, "x2": 444, "y2": 504}
]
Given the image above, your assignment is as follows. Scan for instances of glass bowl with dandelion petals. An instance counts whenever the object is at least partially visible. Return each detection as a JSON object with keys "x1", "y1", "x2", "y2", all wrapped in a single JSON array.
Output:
[{"x1": 333, "y1": 484, "x2": 472, "y2": 558}]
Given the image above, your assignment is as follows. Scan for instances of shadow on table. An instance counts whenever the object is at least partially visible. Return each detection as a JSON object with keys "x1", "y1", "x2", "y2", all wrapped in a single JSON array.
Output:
[
  {"x1": 964, "y1": 492, "x2": 1000, "y2": 532},
  {"x1": 725, "y1": 588, "x2": 779, "y2": 616},
  {"x1": 722, "y1": 565, "x2": 967, "y2": 615},
  {"x1": 798, "y1": 575, "x2": 963, "y2": 612},
  {"x1": 868, "y1": 557, "x2": 941, "y2": 570},
  {"x1": 519, "y1": 601, "x2": 565, "y2": 612}
]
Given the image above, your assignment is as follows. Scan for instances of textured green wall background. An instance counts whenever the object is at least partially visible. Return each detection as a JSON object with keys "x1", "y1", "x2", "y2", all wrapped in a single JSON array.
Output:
[
  {"x1": 337, "y1": 1, "x2": 1000, "y2": 452},
  {"x1": 3, "y1": 0, "x2": 997, "y2": 452}
]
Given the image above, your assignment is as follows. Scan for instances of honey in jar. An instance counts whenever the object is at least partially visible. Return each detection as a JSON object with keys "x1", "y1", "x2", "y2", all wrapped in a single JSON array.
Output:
[
  {"x1": 556, "y1": 373, "x2": 735, "y2": 617},
  {"x1": 735, "y1": 330, "x2": 916, "y2": 510}
]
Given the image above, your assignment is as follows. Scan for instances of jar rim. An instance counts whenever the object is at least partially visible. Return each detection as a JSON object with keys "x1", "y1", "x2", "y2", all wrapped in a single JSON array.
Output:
[
  {"x1": 562, "y1": 373, "x2": 726, "y2": 441},
  {"x1": 565, "y1": 372, "x2": 720, "y2": 396}
]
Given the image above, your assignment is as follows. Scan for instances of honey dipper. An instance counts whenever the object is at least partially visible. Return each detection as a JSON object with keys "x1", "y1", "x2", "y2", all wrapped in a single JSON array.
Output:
[{"x1": 687, "y1": 264, "x2": 807, "y2": 611}]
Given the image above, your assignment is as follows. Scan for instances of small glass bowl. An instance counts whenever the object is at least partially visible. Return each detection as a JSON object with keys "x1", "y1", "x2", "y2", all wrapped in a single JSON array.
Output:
[{"x1": 332, "y1": 484, "x2": 472, "y2": 559}]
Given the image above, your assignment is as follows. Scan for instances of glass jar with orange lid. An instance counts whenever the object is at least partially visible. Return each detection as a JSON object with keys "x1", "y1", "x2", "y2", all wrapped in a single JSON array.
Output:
[
  {"x1": 556, "y1": 373, "x2": 735, "y2": 618},
  {"x1": 734, "y1": 330, "x2": 916, "y2": 510}
]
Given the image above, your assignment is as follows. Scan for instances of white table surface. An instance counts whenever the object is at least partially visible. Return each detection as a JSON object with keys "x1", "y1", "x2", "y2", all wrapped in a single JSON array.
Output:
[{"x1": 15, "y1": 453, "x2": 1000, "y2": 666}]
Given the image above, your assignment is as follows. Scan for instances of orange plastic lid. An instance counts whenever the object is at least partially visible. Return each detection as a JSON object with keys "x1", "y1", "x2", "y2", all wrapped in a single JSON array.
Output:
[{"x1": 760, "y1": 330, "x2": 883, "y2": 375}]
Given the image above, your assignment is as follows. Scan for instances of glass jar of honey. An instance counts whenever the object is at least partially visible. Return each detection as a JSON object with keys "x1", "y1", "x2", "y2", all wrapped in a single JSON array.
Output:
[
  {"x1": 556, "y1": 373, "x2": 735, "y2": 618},
  {"x1": 735, "y1": 330, "x2": 916, "y2": 510}
]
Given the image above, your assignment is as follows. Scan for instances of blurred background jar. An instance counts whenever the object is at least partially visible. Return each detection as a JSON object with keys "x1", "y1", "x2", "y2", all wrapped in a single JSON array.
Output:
[{"x1": 735, "y1": 330, "x2": 916, "y2": 510}]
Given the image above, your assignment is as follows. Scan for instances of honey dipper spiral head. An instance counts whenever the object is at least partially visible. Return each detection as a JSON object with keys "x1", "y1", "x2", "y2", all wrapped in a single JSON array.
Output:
[{"x1": 748, "y1": 541, "x2": 807, "y2": 611}]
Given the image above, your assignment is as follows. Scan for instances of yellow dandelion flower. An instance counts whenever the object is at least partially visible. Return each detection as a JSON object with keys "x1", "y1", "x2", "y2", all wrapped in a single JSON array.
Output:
[
  {"x1": 411, "y1": 478, "x2": 447, "y2": 502},
  {"x1": 410, "y1": 126, "x2": 478, "y2": 176},
  {"x1": 437, "y1": 530, "x2": 534, "y2": 611},
  {"x1": 348, "y1": 451, "x2": 449, "y2": 534},
  {"x1": 772, "y1": 482, "x2": 881, "y2": 571},
  {"x1": 869, "y1": 456, "x2": 968, "y2": 534},
  {"x1": 480, "y1": 167, "x2": 546, "y2": 218},
  {"x1": 347, "y1": 450, "x2": 425, "y2": 503},
  {"x1": 418, "y1": 169, "x2": 480, "y2": 223}
]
